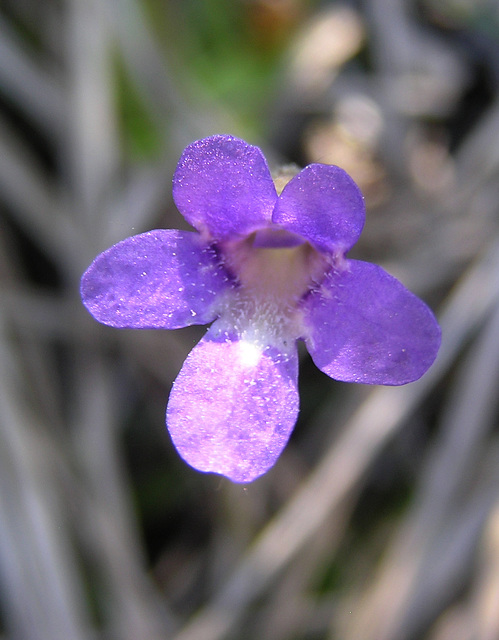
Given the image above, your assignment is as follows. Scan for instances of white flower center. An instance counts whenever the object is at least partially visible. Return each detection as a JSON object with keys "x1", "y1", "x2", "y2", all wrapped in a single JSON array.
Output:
[
  {"x1": 214, "y1": 232, "x2": 329, "y2": 352},
  {"x1": 237, "y1": 339, "x2": 262, "y2": 368}
]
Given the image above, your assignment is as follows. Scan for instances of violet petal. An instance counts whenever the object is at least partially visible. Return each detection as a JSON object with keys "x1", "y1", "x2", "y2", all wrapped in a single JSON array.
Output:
[
  {"x1": 166, "y1": 328, "x2": 299, "y2": 483},
  {"x1": 303, "y1": 260, "x2": 441, "y2": 385},
  {"x1": 173, "y1": 135, "x2": 277, "y2": 240},
  {"x1": 81, "y1": 230, "x2": 230, "y2": 329},
  {"x1": 273, "y1": 164, "x2": 365, "y2": 253}
]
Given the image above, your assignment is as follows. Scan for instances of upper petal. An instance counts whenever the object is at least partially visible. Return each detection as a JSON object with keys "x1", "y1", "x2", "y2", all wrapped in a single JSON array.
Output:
[
  {"x1": 272, "y1": 164, "x2": 365, "y2": 253},
  {"x1": 303, "y1": 260, "x2": 441, "y2": 385},
  {"x1": 81, "y1": 230, "x2": 231, "y2": 329},
  {"x1": 166, "y1": 327, "x2": 299, "y2": 483},
  {"x1": 172, "y1": 135, "x2": 278, "y2": 240}
]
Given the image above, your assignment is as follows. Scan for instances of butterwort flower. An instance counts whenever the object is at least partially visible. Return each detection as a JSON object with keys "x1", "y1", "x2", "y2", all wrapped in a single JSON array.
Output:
[{"x1": 81, "y1": 135, "x2": 441, "y2": 483}]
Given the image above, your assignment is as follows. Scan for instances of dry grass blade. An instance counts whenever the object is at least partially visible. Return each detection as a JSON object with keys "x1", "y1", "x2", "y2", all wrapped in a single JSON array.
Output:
[
  {"x1": 0, "y1": 116, "x2": 77, "y2": 267},
  {"x1": 0, "y1": 14, "x2": 65, "y2": 136},
  {"x1": 0, "y1": 327, "x2": 89, "y2": 640},
  {"x1": 69, "y1": 349, "x2": 173, "y2": 639},
  {"x1": 65, "y1": 0, "x2": 120, "y2": 224}
]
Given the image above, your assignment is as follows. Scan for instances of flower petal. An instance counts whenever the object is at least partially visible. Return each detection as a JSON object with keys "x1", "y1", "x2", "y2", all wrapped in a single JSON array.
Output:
[
  {"x1": 272, "y1": 164, "x2": 365, "y2": 253},
  {"x1": 303, "y1": 260, "x2": 441, "y2": 385},
  {"x1": 172, "y1": 135, "x2": 277, "y2": 240},
  {"x1": 81, "y1": 230, "x2": 230, "y2": 329},
  {"x1": 166, "y1": 329, "x2": 299, "y2": 483}
]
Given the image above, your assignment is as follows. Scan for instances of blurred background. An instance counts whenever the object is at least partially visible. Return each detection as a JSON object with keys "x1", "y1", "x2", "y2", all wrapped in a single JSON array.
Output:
[{"x1": 2, "y1": 0, "x2": 499, "y2": 639}]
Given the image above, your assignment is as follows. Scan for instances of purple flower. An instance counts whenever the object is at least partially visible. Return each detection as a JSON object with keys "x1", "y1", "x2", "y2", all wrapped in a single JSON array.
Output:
[{"x1": 81, "y1": 135, "x2": 441, "y2": 483}]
